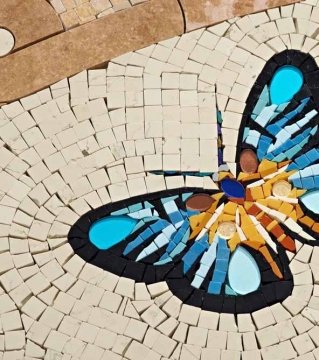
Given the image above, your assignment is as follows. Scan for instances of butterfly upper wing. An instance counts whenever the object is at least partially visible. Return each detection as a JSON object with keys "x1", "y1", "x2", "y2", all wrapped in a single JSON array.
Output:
[
  {"x1": 241, "y1": 51, "x2": 319, "y2": 167},
  {"x1": 239, "y1": 50, "x2": 319, "y2": 243}
]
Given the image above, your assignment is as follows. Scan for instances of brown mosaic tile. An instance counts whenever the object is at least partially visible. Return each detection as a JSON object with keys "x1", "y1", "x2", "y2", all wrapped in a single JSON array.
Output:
[
  {"x1": 60, "y1": 9, "x2": 80, "y2": 29},
  {"x1": 47, "y1": 0, "x2": 148, "y2": 29},
  {"x1": 180, "y1": 0, "x2": 299, "y2": 31}
]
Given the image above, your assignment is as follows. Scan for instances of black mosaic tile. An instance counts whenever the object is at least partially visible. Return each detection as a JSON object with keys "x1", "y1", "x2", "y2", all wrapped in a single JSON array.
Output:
[
  {"x1": 76, "y1": 243, "x2": 98, "y2": 262},
  {"x1": 202, "y1": 294, "x2": 223, "y2": 313},
  {"x1": 222, "y1": 296, "x2": 236, "y2": 314},
  {"x1": 275, "y1": 281, "x2": 293, "y2": 301},
  {"x1": 123, "y1": 261, "x2": 146, "y2": 282},
  {"x1": 142, "y1": 266, "x2": 156, "y2": 284}
]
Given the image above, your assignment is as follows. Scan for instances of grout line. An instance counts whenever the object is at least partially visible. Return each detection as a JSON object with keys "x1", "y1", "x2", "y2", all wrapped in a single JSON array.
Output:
[{"x1": 176, "y1": 0, "x2": 187, "y2": 34}]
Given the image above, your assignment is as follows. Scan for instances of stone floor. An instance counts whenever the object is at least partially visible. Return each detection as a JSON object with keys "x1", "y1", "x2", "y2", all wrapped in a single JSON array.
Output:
[{"x1": 0, "y1": 1, "x2": 319, "y2": 360}]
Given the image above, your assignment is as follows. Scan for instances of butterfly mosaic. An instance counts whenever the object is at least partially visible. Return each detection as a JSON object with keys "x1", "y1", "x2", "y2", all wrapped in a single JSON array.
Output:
[{"x1": 68, "y1": 50, "x2": 319, "y2": 314}]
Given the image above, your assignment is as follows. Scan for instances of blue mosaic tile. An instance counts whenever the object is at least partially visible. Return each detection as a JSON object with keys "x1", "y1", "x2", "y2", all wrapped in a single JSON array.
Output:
[
  {"x1": 225, "y1": 285, "x2": 237, "y2": 296},
  {"x1": 182, "y1": 236, "x2": 209, "y2": 274},
  {"x1": 208, "y1": 281, "x2": 222, "y2": 295},
  {"x1": 111, "y1": 208, "x2": 129, "y2": 215},
  {"x1": 128, "y1": 203, "x2": 143, "y2": 213},
  {"x1": 144, "y1": 201, "x2": 154, "y2": 209},
  {"x1": 301, "y1": 176, "x2": 315, "y2": 190},
  {"x1": 221, "y1": 179, "x2": 245, "y2": 199}
]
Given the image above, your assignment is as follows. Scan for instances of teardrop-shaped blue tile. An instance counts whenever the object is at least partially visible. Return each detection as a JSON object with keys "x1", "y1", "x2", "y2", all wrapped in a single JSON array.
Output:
[
  {"x1": 89, "y1": 216, "x2": 137, "y2": 250},
  {"x1": 270, "y1": 65, "x2": 303, "y2": 105},
  {"x1": 228, "y1": 247, "x2": 261, "y2": 295},
  {"x1": 301, "y1": 190, "x2": 319, "y2": 214}
]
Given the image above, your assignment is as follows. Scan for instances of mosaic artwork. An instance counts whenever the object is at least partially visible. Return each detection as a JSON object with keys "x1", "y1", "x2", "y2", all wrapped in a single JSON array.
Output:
[
  {"x1": 4, "y1": 1, "x2": 319, "y2": 358},
  {"x1": 69, "y1": 49, "x2": 319, "y2": 314}
]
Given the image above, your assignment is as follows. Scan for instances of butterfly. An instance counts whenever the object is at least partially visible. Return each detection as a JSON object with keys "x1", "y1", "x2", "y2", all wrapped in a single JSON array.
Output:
[{"x1": 68, "y1": 49, "x2": 319, "y2": 314}]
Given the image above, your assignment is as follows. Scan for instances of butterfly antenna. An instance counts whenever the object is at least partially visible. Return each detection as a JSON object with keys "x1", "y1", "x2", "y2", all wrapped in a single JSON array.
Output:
[{"x1": 215, "y1": 86, "x2": 228, "y2": 173}]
